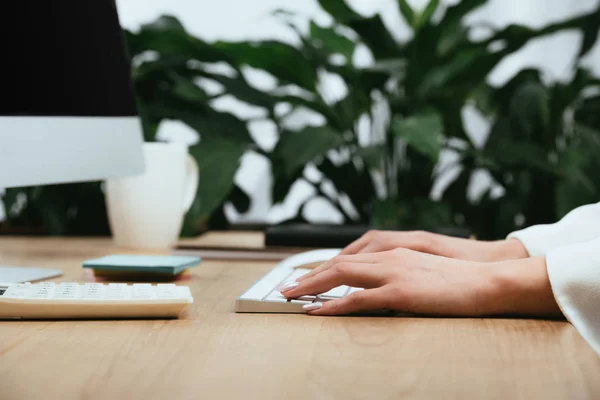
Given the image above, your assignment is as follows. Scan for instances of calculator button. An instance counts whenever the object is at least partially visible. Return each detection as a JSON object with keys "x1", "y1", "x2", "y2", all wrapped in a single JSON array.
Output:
[
  {"x1": 32, "y1": 287, "x2": 54, "y2": 299},
  {"x1": 4, "y1": 285, "x2": 31, "y2": 298},
  {"x1": 54, "y1": 284, "x2": 79, "y2": 299},
  {"x1": 84, "y1": 283, "x2": 103, "y2": 288},
  {"x1": 132, "y1": 284, "x2": 155, "y2": 299},
  {"x1": 81, "y1": 284, "x2": 106, "y2": 299},
  {"x1": 156, "y1": 284, "x2": 179, "y2": 298},
  {"x1": 106, "y1": 284, "x2": 131, "y2": 300}
]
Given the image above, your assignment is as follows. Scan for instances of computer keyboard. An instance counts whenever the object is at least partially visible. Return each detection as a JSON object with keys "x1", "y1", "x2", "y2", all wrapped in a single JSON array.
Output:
[
  {"x1": 235, "y1": 249, "x2": 364, "y2": 313},
  {"x1": 0, "y1": 282, "x2": 193, "y2": 319}
]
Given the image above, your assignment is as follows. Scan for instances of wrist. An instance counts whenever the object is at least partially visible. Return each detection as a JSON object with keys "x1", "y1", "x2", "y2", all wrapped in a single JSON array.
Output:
[
  {"x1": 488, "y1": 238, "x2": 529, "y2": 262},
  {"x1": 479, "y1": 257, "x2": 562, "y2": 317}
]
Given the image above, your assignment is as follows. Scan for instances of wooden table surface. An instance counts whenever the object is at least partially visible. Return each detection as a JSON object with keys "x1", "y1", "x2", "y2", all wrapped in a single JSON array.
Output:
[{"x1": 0, "y1": 236, "x2": 599, "y2": 400}]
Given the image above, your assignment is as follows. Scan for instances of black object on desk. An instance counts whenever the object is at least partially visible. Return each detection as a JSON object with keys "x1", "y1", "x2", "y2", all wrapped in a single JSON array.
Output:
[{"x1": 265, "y1": 224, "x2": 470, "y2": 248}]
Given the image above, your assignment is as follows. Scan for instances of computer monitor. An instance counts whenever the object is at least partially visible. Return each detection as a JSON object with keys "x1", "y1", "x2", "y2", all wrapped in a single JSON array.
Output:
[{"x1": 0, "y1": 0, "x2": 144, "y2": 189}]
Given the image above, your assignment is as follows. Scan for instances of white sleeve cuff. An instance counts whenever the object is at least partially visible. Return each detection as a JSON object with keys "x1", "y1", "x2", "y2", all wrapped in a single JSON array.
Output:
[
  {"x1": 508, "y1": 202, "x2": 600, "y2": 257},
  {"x1": 546, "y1": 240, "x2": 600, "y2": 356},
  {"x1": 507, "y1": 225, "x2": 557, "y2": 257}
]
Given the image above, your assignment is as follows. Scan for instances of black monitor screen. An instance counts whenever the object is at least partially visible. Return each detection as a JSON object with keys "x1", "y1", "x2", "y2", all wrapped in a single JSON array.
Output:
[{"x1": 0, "y1": 1, "x2": 137, "y2": 117}]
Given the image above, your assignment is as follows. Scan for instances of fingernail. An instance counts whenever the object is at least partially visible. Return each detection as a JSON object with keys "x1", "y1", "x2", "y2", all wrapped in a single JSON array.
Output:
[
  {"x1": 303, "y1": 302, "x2": 323, "y2": 311},
  {"x1": 276, "y1": 281, "x2": 299, "y2": 292}
]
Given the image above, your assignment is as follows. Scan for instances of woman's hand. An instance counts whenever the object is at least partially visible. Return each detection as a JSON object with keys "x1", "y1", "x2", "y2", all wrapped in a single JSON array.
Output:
[
  {"x1": 279, "y1": 249, "x2": 562, "y2": 317},
  {"x1": 340, "y1": 230, "x2": 529, "y2": 262}
]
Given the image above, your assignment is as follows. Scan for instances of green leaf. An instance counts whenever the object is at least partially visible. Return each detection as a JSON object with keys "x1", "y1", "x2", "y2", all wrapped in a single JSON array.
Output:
[
  {"x1": 410, "y1": 199, "x2": 454, "y2": 229},
  {"x1": 418, "y1": 47, "x2": 487, "y2": 97},
  {"x1": 370, "y1": 198, "x2": 452, "y2": 230},
  {"x1": 214, "y1": 41, "x2": 318, "y2": 91},
  {"x1": 439, "y1": 0, "x2": 487, "y2": 36},
  {"x1": 201, "y1": 73, "x2": 274, "y2": 108},
  {"x1": 419, "y1": 0, "x2": 440, "y2": 29},
  {"x1": 577, "y1": 7, "x2": 600, "y2": 59},
  {"x1": 275, "y1": 94, "x2": 337, "y2": 125},
  {"x1": 309, "y1": 22, "x2": 356, "y2": 60},
  {"x1": 229, "y1": 185, "x2": 251, "y2": 214},
  {"x1": 370, "y1": 198, "x2": 404, "y2": 228},
  {"x1": 315, "y1": 3, "x2": 401, "y2": 60},
  {"x1": 273, "y1": 126, "x2": 345, "y2": 177},
  {"x1": 552, "y1": 69, "x2": 597, "y2": 124},
  {"x1": 317, "y1": 0, "x2": 362, "y2": 23},
  {"x1": 367, "y1": 59, "x2": 407, "y2": 76},
  {"x1": 484, "y1": 140, "x2": 555, "y2": 174},
  {"x1": 317, "y1": 157, "x2": 376, "y2": 221},
  {"x1": 141, "y1": 15, "x2": 187, "y2": 33},
  {"x1": 169, "y1": 72, "x2": 210, "y2": 103},
  {"x1": 556, "y1": 146, "x2": 597, "y2": 217},
  {"x1": 391, "y1": 110, "x2": 444, "y2": 163},
  {"x1": 471, "y1": 83, "x2": 497, "y2": 116},
  {"x1": 129, "y1": 16, "x2": 226, "y2": 63},
  {"x1": 272, "y1": 168, "x2": 304, "y2": 204},
  {"x1": 144, "y1": 97, "x2": 253, "y2": 144},
  {"x1": 484, "y1": 24, "x2": 535, "y2": 48},
  {"x1": 397, "y1": 0, "x2": 416, "y2": 27},
  {"x1": 184, "y1": 139, "x2": 246, "y2": 232},
  {"x1": 355, "y1": 144, "x2": 385, "y2": 170},
  {"x1": 348, "y1": 15, "x2": 401, "y2": 60},
  {"x1": 331, "y1": 91, "x2": 372, "y2": 133},
  {"x1": 441, "y1": 167, "x2": 472, "y2": 206},
  {"x1": 508, "y1": 81, "x2": 551, "y2": 142},
  {"x1": 535, "y1": 8, "x2": 600, "y2": 59},
  {"x1": 575, "y1": 95, "x2": 600, "y2": 130}
]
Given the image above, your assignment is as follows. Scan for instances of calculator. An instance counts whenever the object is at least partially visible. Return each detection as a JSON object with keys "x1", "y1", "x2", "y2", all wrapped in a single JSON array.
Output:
[{"x1": 0, "y1": 282, "x2": 194, "y2": 320}]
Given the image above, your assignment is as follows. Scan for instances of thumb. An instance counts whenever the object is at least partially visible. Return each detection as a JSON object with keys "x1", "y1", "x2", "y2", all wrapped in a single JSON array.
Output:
[{"x1": 307, "y1": 289, "x2": 389, "y2": 316}]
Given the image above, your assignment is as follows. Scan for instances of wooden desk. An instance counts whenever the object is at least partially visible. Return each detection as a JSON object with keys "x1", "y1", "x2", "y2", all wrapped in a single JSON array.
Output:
[{"x1": 0, "y1": 236, "x2": 599, "y2": 400}]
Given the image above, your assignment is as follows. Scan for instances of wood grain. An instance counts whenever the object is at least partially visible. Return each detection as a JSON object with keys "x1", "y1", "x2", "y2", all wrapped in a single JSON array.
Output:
[{"x1": 0, "y1": 236, "x2": 599, "y2": 400}]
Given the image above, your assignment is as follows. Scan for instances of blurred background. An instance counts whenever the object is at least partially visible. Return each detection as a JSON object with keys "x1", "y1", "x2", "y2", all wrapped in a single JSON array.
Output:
[{"x1": 2, "y1": 0, "x2": 599, "y2": 240}]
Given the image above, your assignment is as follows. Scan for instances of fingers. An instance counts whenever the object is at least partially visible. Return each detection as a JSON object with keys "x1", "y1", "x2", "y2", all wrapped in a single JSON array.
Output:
[
  {"x1": 296, "y1": 253, "x2": 378, "y2": 282},
  {"x1": 338, "y1": 231, "x2": 376, "y2": 255},
  {"x1": 283, "y1": 262, "x2": 385, "y2": 298},
  {"x1": 307, "y1": 288, "x2": 390, "y2": 316}
]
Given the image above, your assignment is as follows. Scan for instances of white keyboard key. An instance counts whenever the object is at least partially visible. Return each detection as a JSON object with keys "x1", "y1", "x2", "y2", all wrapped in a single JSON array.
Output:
[
  {"x1": 290, "y1": 298, "x2": 315, "y2": 305},
  {"x1": 320, "y1": 285, "x2": 349, "y2": 298},
  {"x1": 265, "y1": 292, "x2": 289, "y2": 303},
  {"x1": 296, "y1": 296, "x2": 317, "y2": 302},
  {"x1": 286, "y1": 268, "x2": 310, "y2": 283}
]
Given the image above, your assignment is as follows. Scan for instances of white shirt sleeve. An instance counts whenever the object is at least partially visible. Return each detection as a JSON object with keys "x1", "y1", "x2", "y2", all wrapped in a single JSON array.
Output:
[
  {"x1": 507, "y1": 202, "x2": 600, "y2": 355},
  {"x1": 507, "y1": 202, "x2": 600, "y2": 256},
  {"x1": 546, "y1": 238, "x2": 600, "y2": 355}
]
